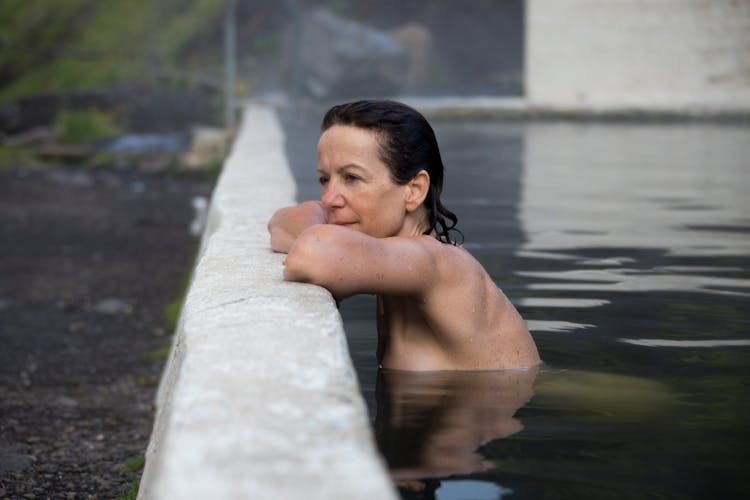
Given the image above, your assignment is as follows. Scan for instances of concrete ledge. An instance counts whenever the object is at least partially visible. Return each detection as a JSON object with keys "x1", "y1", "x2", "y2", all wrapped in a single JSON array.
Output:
[
  {"x1": 402, "y1": 96, "x2": 750, "y2": 122},
  {"x1": 138, "y1": 103, "x2": 396, "y2": 499}
]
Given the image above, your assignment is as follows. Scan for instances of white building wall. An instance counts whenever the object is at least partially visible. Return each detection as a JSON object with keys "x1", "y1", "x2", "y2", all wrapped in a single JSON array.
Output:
[{"x1": 525, "y1": 0, "x2": 750, "y2": 108}]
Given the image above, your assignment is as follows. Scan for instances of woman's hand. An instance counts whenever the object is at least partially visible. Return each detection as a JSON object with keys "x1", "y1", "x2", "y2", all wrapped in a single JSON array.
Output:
[{"x1": 267, "y1": 201, "x2": 327, "y2": 253}]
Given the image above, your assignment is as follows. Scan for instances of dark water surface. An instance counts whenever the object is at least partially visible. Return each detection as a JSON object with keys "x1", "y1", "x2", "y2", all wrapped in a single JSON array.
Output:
[{"x1": 281, "y1": 107, "x2": 750, "y2": 499}]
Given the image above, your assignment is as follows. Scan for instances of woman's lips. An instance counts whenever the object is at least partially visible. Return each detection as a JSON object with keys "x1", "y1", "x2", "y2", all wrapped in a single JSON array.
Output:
[{"x1": 330, "y1": 219, "x2": 356, "y2": 226}]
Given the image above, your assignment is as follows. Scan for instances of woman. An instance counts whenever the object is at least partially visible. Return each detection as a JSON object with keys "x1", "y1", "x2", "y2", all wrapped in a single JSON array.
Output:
[{"x1": 268, "y1": 100, "x2": 540, "y2": 371}]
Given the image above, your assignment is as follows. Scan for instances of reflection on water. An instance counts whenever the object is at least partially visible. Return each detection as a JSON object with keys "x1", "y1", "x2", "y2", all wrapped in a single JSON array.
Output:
[
  {"x1": 376, "y1": 368, "x2": 538, "y2": 493},
  {"x1": 520, "y1": 123, "x2": 750, "y2": 257},
  {"x1": 281, "y1": 111, "x2": 750, "y2": 498}
]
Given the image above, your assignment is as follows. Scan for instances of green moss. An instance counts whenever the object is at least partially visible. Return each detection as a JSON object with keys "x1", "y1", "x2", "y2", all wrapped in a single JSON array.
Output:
[
  {"x1": 123, "y1": 455, "x2": 146, "y2": 472},
  {"x1": 164, "y1": 295, "x2": 184, "y2": 334},
  {"x1": 163, "y1": 252, "x2": 199, "y2": 333},
  {"x1": 117, "y1": 476, "x2": 140, "y2": 500},
  {"x1": 136, "y1": 375, "x2": 159, "y2": 387},
  {"x1": 148, "y1": 344, "x2": 172, "y2": 362},
  {"x1": 117, "y1": 456, "x2": 145, "y2": 500}
]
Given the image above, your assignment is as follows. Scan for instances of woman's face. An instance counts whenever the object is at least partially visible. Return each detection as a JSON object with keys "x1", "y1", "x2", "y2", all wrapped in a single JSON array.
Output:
[{"x1": 317, "y1": 125, "x2": 410, "y2": 238}]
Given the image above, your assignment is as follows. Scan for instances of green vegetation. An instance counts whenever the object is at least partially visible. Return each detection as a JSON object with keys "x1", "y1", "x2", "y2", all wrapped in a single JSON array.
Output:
[
  {"x1": 148, "y1": 344, "x2": 172, "y2": 362},
  {"x1": 164, "y1": 293, "x2": 186, "y2": 334},
  {"x1": 53, "y1": 108, "x2": 121, "y2": 143},
  {"x1": 202, "y1": 156, "x2": 225, "y2": 183},
  {"x1": 118, "y1": 476, "x2": 140, "y2": 500},
  {"x1": 0, "y1": 144, "x2": 39, "y2": 167},
  {"x1": 0, "y1": 0, "x2": 226, "y2": 102},
  {"x1": 118, "y1": 455, "x2": 146, "y2": 500},
  {"x1": 124, "y1": 455, "x2": 146, "y2": 473},
  {"x1": 163, "y1": 255, "x2": 198, "y2": 333},
  {"x1": 136, "y1": 375, "x2": 159, "y2": 387}
]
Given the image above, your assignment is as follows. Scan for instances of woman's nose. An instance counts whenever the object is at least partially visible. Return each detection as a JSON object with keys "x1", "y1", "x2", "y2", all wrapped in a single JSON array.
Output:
[{"x1": 320, "y1": 183, "x2": 345, "y2": 208}]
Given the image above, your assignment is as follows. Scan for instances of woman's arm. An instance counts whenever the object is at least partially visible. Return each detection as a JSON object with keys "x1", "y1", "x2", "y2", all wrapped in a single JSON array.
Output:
[
  {"x1": 267, "y1": 201, "x2": 327, "y2": 253},
  {"x1": 283, "y1": 224, "x2": 441, "y2": 300}
]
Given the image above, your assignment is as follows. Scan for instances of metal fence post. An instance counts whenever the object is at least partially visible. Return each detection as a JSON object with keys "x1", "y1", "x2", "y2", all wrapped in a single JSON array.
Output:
[{"x1": 224, "y1": 0, "x2": 237, "y2": 130}]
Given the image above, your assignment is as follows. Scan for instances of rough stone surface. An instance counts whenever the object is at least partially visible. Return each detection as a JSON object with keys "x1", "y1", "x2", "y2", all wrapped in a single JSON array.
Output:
[
  {"x1": 298, "y1": 7, "x2": 409, "y2": 98},
  {"x1": 0, "y1": 166, "x2": 212, "y2": 498},
  {"x1": 138, "y1": 103, "x2": 396, "y2": 499}
]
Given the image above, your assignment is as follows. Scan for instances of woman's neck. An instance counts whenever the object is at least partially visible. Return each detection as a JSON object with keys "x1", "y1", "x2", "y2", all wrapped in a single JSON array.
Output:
[{"x1": 398, "y1": 205, "x2": 430, "y2": 238}]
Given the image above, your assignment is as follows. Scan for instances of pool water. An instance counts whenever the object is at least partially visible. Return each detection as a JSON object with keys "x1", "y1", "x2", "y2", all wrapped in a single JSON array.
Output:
[{"x1": 282, "y1": 109, "x2": 750, "y2": 499}]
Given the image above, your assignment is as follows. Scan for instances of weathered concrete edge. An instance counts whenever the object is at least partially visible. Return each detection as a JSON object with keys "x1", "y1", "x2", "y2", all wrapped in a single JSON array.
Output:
[
  {"x1": 400, "y1": 96, "x2": 750, "y2": 121},
  {"x1": 138, "y1": 103, "x2": 396, "y2": 499}
]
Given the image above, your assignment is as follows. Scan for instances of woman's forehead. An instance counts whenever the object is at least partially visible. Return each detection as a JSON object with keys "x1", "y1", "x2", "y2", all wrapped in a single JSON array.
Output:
[
  {"x1": 319, "y1": 125, "x2": 380, "y2": 150},
  {"x1": 318, "y1": 125, "x2": 383, "y2": 163}
]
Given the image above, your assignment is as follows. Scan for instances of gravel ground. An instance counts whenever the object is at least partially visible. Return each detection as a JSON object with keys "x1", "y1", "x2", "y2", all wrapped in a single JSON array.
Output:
[{"x1": 0, "y1": 166, "x2": 213, "y2": 499}]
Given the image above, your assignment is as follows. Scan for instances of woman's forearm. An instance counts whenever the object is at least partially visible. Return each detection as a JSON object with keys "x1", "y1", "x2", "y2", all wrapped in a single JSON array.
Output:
[{"x1": 267, "y1": 201, "x2": 326, "y2": 253}]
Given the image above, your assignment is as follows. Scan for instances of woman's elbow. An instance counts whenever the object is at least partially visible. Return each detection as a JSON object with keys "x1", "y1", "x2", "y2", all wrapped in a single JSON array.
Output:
[{"x1": 269, "y1": 226, "x2": 293, "y2": 253}]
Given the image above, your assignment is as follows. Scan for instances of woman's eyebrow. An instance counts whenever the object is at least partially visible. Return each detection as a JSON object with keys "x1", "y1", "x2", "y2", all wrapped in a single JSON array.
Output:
[
  {"x1": 318, "y1": 163, "x2": 367, "y2": 174},
  {"x1": 337, "y1": 163, "x2": 367, "y2": 173}
]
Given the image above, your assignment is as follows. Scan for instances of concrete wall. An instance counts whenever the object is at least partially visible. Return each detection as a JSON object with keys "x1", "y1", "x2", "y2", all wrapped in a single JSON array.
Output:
[
  {"x1": 525, "y1": 0, "x2": 750, "y2": 110},
  {"x1": 138, "y1": 103, "x2": 396, "y2": 499}
]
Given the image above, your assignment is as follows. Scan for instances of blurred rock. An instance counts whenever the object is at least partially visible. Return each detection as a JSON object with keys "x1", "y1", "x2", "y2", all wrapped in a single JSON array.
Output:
[
  {"x1": 388, "y1": 23, "x2": 434, "y2": 87},
  {"x1": 190, "y1": 196, "x2": 209, "y2": 236},
  {"x1": 2, "y1": 127, "x2": 55, "y2": 146},
  {"x1": 35, "y1": 143, "x2": 94, "y2": 163},
  {"x1": 0, "y1": 84, "x2": 216, "y2": 136},
  {"x1": 103, "y1": 133, "x2": 188, "y2": 155},
  {"x1": 181, "y1": 127, "x2": 227, "y2": 171},
  {"x1": 45, "y1": 170, "x2": 94, "y2": 187},
  {"x1": 298, "y1": 8, "x2": 409, "y2": 98},
  {"x1": 0, "y1": 452, "x2": 33, "y2": 473},
  {"x1": 93, "y1": 298, "x2": 132, "y2": 315},
  {"x1": 101, "y1": 132, "x2": 188, "y2": 174},
  {"x1": 54, "y1": 396, "x2": 79, "y2": 408}
]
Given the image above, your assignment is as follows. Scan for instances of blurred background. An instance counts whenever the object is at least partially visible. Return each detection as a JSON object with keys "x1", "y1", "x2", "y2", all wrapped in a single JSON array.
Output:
[{"x1": 0, "y1": 0, "x2": 529, "y2": 172}]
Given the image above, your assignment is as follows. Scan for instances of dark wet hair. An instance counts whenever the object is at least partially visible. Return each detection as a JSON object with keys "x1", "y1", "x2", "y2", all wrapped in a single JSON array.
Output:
[{"x1": 321, "y1": 99, "x2": 463, "y2": 245}]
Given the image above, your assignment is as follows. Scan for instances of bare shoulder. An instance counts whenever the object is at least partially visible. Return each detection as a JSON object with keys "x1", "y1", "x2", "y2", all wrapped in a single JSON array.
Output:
[{"x1": 416, "y1": 237, "x2": 489, "y2": 285}]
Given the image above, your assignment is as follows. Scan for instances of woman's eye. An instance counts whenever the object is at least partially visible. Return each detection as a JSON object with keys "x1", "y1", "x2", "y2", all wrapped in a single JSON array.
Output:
[
  {"x1": 318, "y1": 176, "x2": 329, "y2": 185},
  {"x1": 344, "y1": 174, "x2": 360, "y2": 183}
]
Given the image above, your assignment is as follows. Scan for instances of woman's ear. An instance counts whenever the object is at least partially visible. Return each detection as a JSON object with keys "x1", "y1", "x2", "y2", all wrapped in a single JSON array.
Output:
[{"x1": 405, "y1": 170, "x2": 430, "y2": 212}]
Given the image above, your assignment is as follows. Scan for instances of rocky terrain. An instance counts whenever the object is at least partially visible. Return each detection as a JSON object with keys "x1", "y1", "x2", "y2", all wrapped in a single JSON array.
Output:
[{"x1": 0, "y1": 166, "x2": 213, "y2": 498}]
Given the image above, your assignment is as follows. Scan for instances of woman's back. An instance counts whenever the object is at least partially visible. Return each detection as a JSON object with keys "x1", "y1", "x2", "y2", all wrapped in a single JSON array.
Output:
[{"x1": 376, "y1": 237, "x2": 540, "y2": 371}]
